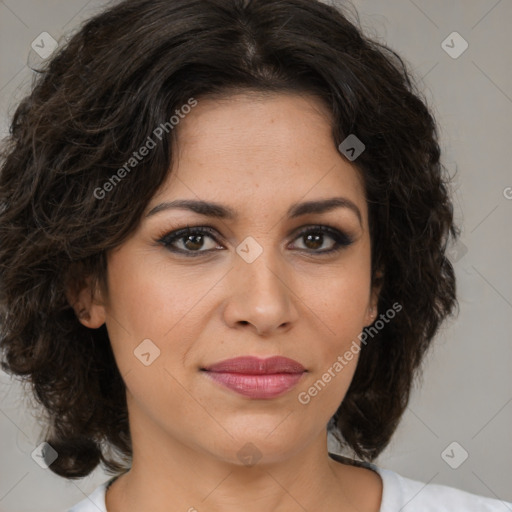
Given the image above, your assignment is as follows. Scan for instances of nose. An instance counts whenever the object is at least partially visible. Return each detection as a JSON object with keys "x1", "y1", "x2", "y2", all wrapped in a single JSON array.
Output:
[{"x1": 222, "y1": 246, "x2": 299, "y2": 337}]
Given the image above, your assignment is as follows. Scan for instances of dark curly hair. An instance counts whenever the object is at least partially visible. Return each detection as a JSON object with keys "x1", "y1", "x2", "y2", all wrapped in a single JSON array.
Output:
[{"x1": 0, "y1": 0, "x2": 459, "y2": 479}]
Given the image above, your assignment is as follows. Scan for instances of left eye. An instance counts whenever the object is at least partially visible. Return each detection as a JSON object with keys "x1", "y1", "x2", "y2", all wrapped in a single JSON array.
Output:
[{"x1": 157, "y1": 225, "x2": 353, "y2": 256}]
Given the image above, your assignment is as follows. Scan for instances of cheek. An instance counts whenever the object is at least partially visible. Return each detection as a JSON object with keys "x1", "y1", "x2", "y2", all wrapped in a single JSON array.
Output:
[
  {"x1": 295, "y1": 348, "x2": 360, "y2": 429},
  {"x1": 103, "y1": 249, "x2": 225, "y2": 380},
  {"x1": 304, "y1": 265, "x2": 371, "y2": 338},
  {"x1": 105, "y1": 248, "x2": 212, "y2": 337},
  {"x1": 296, "y1": 263, "x2": 370, "y2": 404}
]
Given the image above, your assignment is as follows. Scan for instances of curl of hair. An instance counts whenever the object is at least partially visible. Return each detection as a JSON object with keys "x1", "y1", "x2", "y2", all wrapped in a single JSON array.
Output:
[{"x1": 0, "y1": 0, "x2": 459, "y2": 478}]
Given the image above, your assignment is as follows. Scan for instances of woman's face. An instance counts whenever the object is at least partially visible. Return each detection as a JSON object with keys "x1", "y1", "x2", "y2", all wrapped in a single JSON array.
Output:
[{"x1": 82, "y1": 92, "x2": 381, "y2": 466}]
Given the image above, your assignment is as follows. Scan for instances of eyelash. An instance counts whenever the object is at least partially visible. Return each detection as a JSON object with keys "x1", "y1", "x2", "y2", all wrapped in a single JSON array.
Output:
[{"x1": 156, "y1": 224, "x2": 354, "y2": 257}]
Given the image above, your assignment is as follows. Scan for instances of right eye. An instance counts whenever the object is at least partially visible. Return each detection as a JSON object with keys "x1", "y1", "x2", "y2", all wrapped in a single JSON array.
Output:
[{"x1": 157, "y1": 226, "x2": 224, "y2": 256}]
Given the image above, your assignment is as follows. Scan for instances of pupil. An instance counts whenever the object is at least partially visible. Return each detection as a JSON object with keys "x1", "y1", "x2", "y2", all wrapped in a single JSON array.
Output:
[
  {"x1": 185, "y1": 235, "x2": 203, "y2": 250},
  {"x1": 306, "y1": 233, "x2": 322, "y2": 249}
]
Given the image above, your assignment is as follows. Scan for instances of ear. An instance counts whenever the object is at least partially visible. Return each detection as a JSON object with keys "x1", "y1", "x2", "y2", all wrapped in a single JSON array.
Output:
[
  {"x1": 364, "y1": 268, "x2": 384, "y2": 327},
  {"x1": 66, "y1": 275, "x2": 106, "y2": 329}
]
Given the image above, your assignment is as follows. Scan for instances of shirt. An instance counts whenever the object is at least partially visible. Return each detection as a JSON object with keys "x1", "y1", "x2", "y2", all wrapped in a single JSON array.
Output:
[{"x1": 67, "y1": 455, "x2": 512, "y2": 511}]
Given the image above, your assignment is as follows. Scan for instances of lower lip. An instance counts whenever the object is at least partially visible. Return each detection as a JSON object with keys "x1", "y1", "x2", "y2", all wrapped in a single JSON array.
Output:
[{"x1": 203, "y1": 371, "x2": 305, "y2": 399}]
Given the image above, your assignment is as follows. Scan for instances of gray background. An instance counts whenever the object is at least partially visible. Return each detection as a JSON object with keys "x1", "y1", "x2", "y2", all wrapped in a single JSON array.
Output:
[{"x1": 0, "y1": 0, "x2": 511, "y2": 510}]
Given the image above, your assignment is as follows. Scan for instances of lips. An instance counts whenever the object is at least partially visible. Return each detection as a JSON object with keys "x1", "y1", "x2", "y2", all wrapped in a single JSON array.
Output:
[
  {"x1": 203, "y1": 356, "x2": 305, "y2": 374},
  {"x1": 201, "y1": 356, "x2": 306, "y2": 399}
]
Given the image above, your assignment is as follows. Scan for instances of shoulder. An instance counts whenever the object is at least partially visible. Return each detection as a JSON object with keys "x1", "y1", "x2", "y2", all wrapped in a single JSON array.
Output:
[
  {"x1": 328, "y1": 452, "x2": 511, "y2": 511},
  {"x1": 376, "y1": 466, "x2": 512, "y2": 511},
  {"x1": 66, "y1": 478, "x2": 111, "y2": 512}
]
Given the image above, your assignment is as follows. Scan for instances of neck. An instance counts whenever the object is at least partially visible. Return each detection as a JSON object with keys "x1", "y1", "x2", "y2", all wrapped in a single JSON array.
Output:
[{"x1": 104, "y1": 391, "x2": 382, "y2": 512}]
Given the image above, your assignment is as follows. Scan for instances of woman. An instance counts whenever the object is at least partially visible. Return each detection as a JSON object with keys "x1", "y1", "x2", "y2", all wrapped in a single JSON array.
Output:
[{"x1": 0, "y1": 0, "x2": 509, "y2": 510}]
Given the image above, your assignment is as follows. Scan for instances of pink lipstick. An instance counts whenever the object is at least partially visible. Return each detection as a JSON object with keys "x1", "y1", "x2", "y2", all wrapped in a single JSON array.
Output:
[{"x1": 201, "y1": 356, "x2": 306, "y2": 399}]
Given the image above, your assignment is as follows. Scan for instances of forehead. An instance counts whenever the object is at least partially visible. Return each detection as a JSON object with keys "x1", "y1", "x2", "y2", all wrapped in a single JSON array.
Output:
[{"x1": 152, "y1": 92, "x2": 367, "y2": 224}]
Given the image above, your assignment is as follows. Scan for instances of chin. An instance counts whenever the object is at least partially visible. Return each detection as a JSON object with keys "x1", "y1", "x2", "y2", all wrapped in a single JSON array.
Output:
[{"x1": 208, "y1": 427, "x2": 310, "y2": 467}]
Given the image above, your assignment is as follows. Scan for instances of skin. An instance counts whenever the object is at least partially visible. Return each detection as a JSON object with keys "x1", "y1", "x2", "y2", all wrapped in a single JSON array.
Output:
[{"x1": 74, "y1": 92, "x2": 384, "y2": 512}]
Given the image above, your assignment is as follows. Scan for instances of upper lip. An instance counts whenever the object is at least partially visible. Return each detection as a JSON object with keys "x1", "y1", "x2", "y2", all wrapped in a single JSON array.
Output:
[{"x1": 202, "y1": 356, "x2": 306, "y2": 374}]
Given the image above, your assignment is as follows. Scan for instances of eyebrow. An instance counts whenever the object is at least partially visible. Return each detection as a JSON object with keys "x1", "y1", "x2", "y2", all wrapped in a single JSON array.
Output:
[{"x1": 145, "y1": 197, "x2": 362, "y2": 226}]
